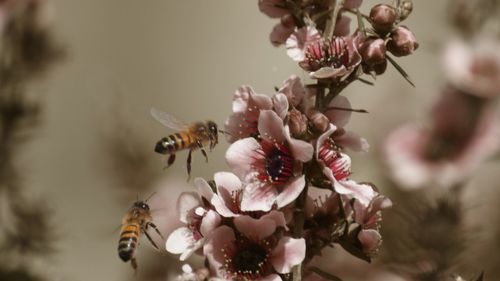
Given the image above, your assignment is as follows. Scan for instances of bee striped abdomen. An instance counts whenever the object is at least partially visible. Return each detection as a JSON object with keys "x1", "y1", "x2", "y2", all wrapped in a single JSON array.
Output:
[{"x1": 118, "y1": 223, "x2": 140, "y2": 262}]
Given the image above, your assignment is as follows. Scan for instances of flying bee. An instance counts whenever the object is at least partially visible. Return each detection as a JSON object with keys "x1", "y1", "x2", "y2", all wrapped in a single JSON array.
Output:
[
  {"x1": 118, "y1": 194, "x2": 164, "y2": 271},
  {"x1": 151, "y1": 107, "x2": 220, "y2": 177}
]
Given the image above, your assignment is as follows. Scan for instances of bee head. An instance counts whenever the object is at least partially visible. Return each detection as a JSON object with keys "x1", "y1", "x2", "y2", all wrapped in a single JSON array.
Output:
[
  {"x1": 133, "y1": 200, "x2": 150, "y2": 211},
  {"x1": 207, "y1": 121, "x2": 218, "y2": 137},
  {"x1": 207, "y1": 121, "x2": 219, "y2": 144}
]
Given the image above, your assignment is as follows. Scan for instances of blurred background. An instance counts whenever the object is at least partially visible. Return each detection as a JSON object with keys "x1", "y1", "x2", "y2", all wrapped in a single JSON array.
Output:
[{"x1": 0, "y1": 0, "x2": 499, "y2": 281}]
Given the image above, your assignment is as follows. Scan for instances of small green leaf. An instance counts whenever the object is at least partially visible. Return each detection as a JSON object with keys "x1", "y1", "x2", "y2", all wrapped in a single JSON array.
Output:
[
  {"x1": 386, "y1": 55, "x2": 415, "y2": 87},
  {"x1": 357, "y1": 77, "x2": 375, "y2": 86},
  {"x1": 308, "y1": 266, "x2": 343, "y2": 281}
]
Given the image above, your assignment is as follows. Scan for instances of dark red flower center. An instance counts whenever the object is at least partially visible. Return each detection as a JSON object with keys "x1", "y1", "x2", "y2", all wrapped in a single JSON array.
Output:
[
  {"x1": 222, "y1": 238, "x2": 272, "y2": 280},
  {"x1": 305, "y1": 37, "x2": 350, "y2": 71},
  {"x1": 256, "y1": 141, "x2": 294, "y2": 185}
]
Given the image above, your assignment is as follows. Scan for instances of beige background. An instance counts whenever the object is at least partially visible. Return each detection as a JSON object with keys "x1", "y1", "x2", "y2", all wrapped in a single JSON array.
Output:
[{"x1": 20, "y1": 0, "x2": 500, "y2": 280}]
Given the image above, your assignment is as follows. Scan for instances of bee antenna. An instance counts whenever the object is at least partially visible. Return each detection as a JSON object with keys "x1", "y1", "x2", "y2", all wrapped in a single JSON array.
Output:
[
  {"x1": 324, "y1": 106, "x2": 369, "y2": 113},
  {"x1": 145, "y1": 192, "x2": 157, "y2": 203}
]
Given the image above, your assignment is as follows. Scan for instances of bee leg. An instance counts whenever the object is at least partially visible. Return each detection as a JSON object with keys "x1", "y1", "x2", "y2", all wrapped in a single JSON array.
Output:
[
  {"x1": 131, "y1": 257, "x2": 138, "y2": 273},
  {"x1": 196, "y1": 140, "x2": 208, "y2": 163},
  {"x1": 147, "y1": 222, "x2": 165, "y2": 240},
  {"x1": 143, "y1": 227, "x2": 160, "y2": 251},
  {"x1": 167, "y1": 153, "x2": 176, "y2": 167},
  {"x1": 186, "y1": 149, "x2": 193, "y2": 179}
]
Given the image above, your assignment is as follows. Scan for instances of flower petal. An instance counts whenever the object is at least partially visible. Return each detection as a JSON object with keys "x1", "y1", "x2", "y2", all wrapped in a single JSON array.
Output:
[
  {"x1": 241, "y1": 182, "x2": 278, "y2": 212},
  {"x1": 176, "y1": 192, "x2": 200, "y2": 223},
  {"x1": 286, "y1": 131, "x2": 314, "y2": 162},
  {"x1": 194, "y1": 177, "x2": 214, "y2": 202},
  {"x1": 276, "y1": 175, "x2": 306, "y2": 208},
  {"x1": 204, "y1": 226, "x2": 236, "y2": 275},
  {"x1": 324, "y1": 95, "x2": 352, "y2": 128},
  {"x1": 166, "y1": 227, "x2": 195, "y2": 254},
  {"x1": 226, "y1": 138, "x2": 263, "y2": 179},
  {"x1": 273, "y1": 93, "x2": 289, "y2": 120},
  {"x1": 271, "y1": 237, "x2": 306, "y2": 274},
  {"x1": 259, "y1": 0, "x2": 289, "y2": 18},
  {"x1": 258, "y1": 110, "x2": 287, "y2": 143},
  {"x1": 358, "y1": 229, "x2": 381, "y2": 256},
  {"x1": 336, "y1": 130, "x2": 370, "y2": 152},
  {"x1": 234, "y1": 214, "x2": 277, "y2": 240},
  {"x1": 199, "y1": 210, "x2": 222, "y2": 237}
]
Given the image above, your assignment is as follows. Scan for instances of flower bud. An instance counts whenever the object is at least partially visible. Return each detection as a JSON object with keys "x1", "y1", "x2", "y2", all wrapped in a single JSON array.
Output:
[
  {"x1": 398, "y1": 0, "x2": 413, "y2": 21},
  {"x1": 307, "y1": 110, "x2": 329, "y2": 133},
  {"x1": 370, "y1": 4, "x2": 397, "y2": 33},
  {"x1": 362, "y1": 59, "x2": 387, "y2": 75},
  {"x1": 359, "y1": 38, "x2": 386, "y2": 66},
  {"x1": 387, "y1": 26, "x2": 418, "y2": 57},
  {"x1": 289, "y1": 109, "x2": 308, "y2": 137}
]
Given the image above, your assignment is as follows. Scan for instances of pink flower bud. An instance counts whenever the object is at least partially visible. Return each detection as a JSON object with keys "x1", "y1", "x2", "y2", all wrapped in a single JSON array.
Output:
[
  {"x1": 387, "y1": 26, "x2": 419, "y2": 57},
  {"x1": 359, "y1": 38, "x2": 387, "y2": 66},
  {"x1": 307, "y1": 110, "x2": 329, "y2": 133},
  {"x1": 369, "y1": 4, "x2": 397, "y2": 33},
  {"x1": 289, "y1": 108, "x2": 308, "y2": 137},
  {"x1": 362, "y1": 59, "x2": 387, "y2": 75}
]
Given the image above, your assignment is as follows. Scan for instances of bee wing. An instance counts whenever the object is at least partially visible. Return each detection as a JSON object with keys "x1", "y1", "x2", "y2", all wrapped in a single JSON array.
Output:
[{"x1": 150, "y1": 107, "x2": 189, "y2": 131}]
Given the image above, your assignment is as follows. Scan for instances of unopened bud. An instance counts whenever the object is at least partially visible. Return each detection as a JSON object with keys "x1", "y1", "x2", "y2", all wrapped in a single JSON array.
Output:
[
  {"x1": 280, "y1": 14, "x2": 295, "y2": 29},
  {"x1": 289, "y1": 109, "x2": 308, "y2": 137},
  {"x1": 370, "y1": 4, "x2": 397, "y2": 33},
  {"x1": 307, "y1": 110, "x2": 329, "y2": 133},
  {"x1": 359, "y1": 38, "x2": 386, "y2": 66},
  {"x1": 398, "y1": 0, "x2": 413, "y2": 21},
  {"x1": 362, "y1": 59, "x2": 387, "y2": 75},
  {"x1": 387, "y1": 26, "x2": 418, "y2": 57}
]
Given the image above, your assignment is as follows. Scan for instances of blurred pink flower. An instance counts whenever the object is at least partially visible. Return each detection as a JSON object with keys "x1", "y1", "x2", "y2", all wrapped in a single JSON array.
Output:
[
  {"x1": 204, "y1": 215, "x2": 304, "y2": 280},
  {"x1": 225, "y1": 85, "x2": 273, "y2": 143},
  {"x1": 166, "y1": 191, "x2": 221, "y2": 260},
  {"x1": 344, "y1": 0, "x2": 363, "y2": 9},
  {"x1": 226, "y1": 110, "x2": 313, "y2": 211},
  {"x1": 384, "y1": 88, "x2": 500, "y2": 189},
  {"x1": 444, "y1": 39, "x2": 500, "y2": 99}
]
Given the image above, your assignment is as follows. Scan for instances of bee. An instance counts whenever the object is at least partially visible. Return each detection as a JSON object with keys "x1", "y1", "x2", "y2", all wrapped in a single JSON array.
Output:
[
  {"x1": 118, "y1": 194, "x2": 164, "y2": 271},
  {"x1": 151, "y1": 107, "x2": 220, "y2": 177}
]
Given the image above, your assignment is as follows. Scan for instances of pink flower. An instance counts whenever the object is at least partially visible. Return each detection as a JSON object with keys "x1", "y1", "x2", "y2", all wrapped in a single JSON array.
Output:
[
  {"x1": 226, "y1": 110, "x2": 314, "y2": 211},
  {"x1": 166, "y1": 192, "x2": 221, "y2": 260},
  {"x1": 204, "y1": 215, "x2": 305, "y2": 280},
  {"x1": 289, "y1": 30, "x2": 362, "y2": 80},
  {"x1": 194, "y1": 172, "x2": 244, "y2": 218},
  {"x1": 444, "y1": 39, "x2": 500, "y2": 99},
  {"x1": 225, "y1": 85, "x2": 273, "y2": 143},
  {"x1": 286, "y1": 26, "x2": 321, "y2": 62}
]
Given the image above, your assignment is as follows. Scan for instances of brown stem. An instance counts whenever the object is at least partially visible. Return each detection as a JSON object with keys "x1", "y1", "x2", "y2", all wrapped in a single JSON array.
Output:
[{"x1": 323, "y1": 0, "x2": 345, "y2": 40}]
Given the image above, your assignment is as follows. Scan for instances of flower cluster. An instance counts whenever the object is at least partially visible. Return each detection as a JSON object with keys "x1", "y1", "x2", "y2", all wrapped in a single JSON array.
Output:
[
  {"x1": 261, "y1": 0, "x2": 418, "y2": 82},
  {"x1": 385, "y1": 39, "x2": 500, "y2": 190},
  {"x1": 161, "y1": 1, "x2": 419, "y2": 280},
  {"x1": 166, "y1": 74, "x2": 391, "y2": 280}
]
